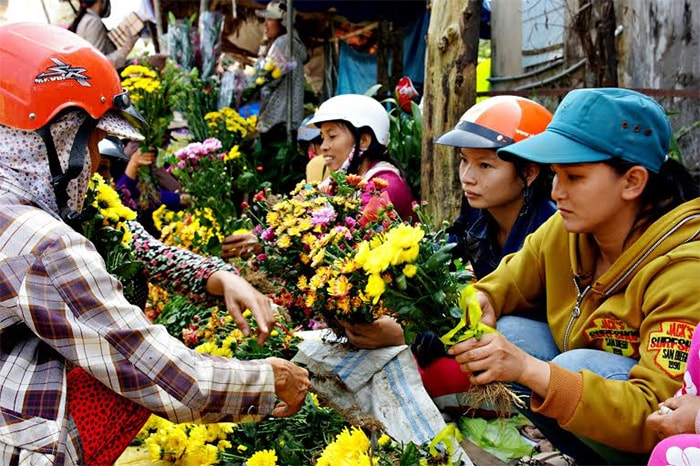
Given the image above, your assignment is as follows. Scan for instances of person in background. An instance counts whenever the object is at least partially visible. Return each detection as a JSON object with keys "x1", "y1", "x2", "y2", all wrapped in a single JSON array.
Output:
[
  {"x1": 297, "y1": 113, "x2": 327, "y2": 183},
  {"x1": 102, "y1": 137, "x2": 190, "y2": 226},
  {"x1": 307, "y1": 93, "x2": 415, "y2": 221},
  {"x1": 255, "y1": 0, "x2": 308, "y2": 153},
  {"x1": 0, "y1": 22, "x2": 309, "y2": 465},
  {"x1": 646, "y1": 322, "x2": 700, "y2": 466},
  {"x1": 69, "y1": 0, "x2": 138, "y2": 70},
  {"x1": 449, "y1": 88, "x2": 700, "y2": 464},
  {"x1": 221, "y1": 94, "x2": 415, "y2": 261}
]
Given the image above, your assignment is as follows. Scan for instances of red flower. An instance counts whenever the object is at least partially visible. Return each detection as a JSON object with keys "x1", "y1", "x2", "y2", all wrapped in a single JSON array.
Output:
[{"x1": 359, "y1": 191, "x2": 392, "y2": 228}]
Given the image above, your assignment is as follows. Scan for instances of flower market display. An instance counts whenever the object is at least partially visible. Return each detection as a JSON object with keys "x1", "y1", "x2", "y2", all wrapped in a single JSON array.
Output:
[{"x1": 100, "y1": 38, "x2": 503, "y2": 465}]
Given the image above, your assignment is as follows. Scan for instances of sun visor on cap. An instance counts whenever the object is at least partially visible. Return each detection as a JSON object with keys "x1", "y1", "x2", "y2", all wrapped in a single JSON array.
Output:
[
  {"x1": 256, "y1": 1, "x2": 285, "y2": 19},
  {"x1": 497, "y1": 127, "x2": 613, "y2": 165},
  {"x1": 97, "y1": 110, "x2": 144, "y2": 142},
  {"x1": 435, "y1": 120, "x2": 514, "y2": 150}
]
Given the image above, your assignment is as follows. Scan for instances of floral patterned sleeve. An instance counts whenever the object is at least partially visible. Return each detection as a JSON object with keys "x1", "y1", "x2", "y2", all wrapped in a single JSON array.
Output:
[{"x1": 127, "y1": 220, "x2": 238, "y2": 306}]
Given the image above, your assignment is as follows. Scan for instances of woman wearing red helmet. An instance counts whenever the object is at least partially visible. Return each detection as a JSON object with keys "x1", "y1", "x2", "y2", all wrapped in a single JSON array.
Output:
[
  {"x1": 438, "y1": 95, "x2": 555, "y2": 281},
  {"x1": 0, "y1": 22, "x2": 309, "y2": 465}
]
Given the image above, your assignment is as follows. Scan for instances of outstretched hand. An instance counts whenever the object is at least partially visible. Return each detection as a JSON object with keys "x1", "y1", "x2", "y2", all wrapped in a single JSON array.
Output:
[
  {"x1": 206, "y1": 270, "x2": 275, "y2": 345},
  {"x1": 221, "y1": 233, "x2": 261, "y2": 260}
]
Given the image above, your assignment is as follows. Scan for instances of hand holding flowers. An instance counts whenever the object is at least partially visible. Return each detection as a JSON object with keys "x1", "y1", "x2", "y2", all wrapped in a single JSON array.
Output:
[
  {"x1": 247, "y1": 55, "x2": 288, "y2": 89},
  {"x1": 244, "y1": 171, "x2": 475, "y2": 341}
]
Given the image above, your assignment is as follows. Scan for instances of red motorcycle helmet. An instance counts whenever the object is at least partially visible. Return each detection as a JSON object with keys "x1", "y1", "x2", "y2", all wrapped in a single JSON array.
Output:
[
  {"x1": 0, "y1": 22, "x2": 143, "y2": 223},
  {"x1": 0, "y1": 22, "x2": 139, "y2": 135}
]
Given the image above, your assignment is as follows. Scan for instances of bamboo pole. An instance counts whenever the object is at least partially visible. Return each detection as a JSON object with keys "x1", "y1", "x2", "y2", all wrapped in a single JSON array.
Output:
[{"x1": 286, "y1": 0, "x2": 294, "y2": 143}]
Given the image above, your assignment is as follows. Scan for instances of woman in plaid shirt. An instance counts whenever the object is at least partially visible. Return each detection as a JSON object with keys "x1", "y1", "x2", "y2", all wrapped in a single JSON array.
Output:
[{"x1": 0, "y1": 23, "x2": 309, "y2": 465}]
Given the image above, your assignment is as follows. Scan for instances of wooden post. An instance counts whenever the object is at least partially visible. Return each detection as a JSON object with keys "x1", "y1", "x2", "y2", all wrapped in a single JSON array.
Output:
[
  {"x1": 152, "y1": 0, "x2": 164, "y2": 53},
  {"x1": 420, "y1": 0, "x2": 482, "y2": 224}
]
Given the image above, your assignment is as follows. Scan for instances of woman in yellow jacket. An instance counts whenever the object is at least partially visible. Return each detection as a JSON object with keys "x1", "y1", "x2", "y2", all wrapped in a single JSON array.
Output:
[{"x1": 449, "y1": 88, "x2": 700, "y2": 465}]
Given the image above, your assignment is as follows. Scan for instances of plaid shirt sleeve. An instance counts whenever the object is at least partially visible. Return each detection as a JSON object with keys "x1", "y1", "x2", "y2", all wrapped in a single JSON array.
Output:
[{"x1": 2, "y1": 211, "x2": 276, "y2": 428}]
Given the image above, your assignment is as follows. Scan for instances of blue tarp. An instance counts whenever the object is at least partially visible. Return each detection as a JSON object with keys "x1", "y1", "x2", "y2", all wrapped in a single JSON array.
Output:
[{"x1": 335, "y1": 10, "x2": 428, "y2": 95}]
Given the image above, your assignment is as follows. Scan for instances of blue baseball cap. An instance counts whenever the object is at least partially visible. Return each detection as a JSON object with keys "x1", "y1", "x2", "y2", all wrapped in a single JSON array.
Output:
[{"x1": 497, "y1": 88, "x2": 671, "y2": 173}]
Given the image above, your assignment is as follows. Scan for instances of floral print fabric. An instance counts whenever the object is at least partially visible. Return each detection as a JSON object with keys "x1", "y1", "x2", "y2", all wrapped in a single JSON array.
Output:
[{"x1": 128, "y1": 220, "x2": 238, "y2": 306}]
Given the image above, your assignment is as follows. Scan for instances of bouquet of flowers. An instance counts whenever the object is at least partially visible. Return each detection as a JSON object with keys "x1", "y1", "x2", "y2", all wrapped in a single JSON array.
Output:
[
  {"x1": 120, "y1": 63, "x2": 177, "y2": 210},
  {"x1": 152, "y1": 205, "x2": 225, "y2": 257},
  {"x1": 80, "y1": 174, "x2": 145, "y2": 305},
  {"x1": 203, "y1": 107, "x2": 257, "y2": 150},
  {"x1": 242, "y1": 172, "x2": 394, "y2": 327},
  {"x1": 235, "y1": 53, "x2": 297, "y2": 108},
  {"x1": 198, "y1": 11, "x2": 224, "y2": 82},
  {"x1": 120, "y1": 63, "x2": 175, "y2": 152},
  {"x1": 202, "y1": 107, "x2": 260, "y2": 192},
  {"x1": 159, "y1": 137, "x2": 252, "y2": 255},
  {"x1": 165, "y1": 12, "x2": 196, "y2": 71},
  {"x1": 244, "y1": 172, "x2": 474, "y2": 342}
]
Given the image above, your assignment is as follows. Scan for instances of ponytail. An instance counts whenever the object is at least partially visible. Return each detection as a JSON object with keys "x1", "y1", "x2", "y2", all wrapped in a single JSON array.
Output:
[{"x1": 68, "y1": 8, "x2": 87, "y2": 33}]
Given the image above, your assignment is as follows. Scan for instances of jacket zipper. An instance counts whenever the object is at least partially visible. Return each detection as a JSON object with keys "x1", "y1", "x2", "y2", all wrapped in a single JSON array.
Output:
[
  {"x1": 563, "y1": 277, "x2": 589, "y2": 352},
  {"x1": 561, "y1": 213, "x2": 699, "y2": 352}
]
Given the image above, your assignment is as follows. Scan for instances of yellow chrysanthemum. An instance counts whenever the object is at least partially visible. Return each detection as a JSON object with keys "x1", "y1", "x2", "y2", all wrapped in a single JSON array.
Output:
[
  {"x1": 247, "y1": 449, "x2": 278, "y2": 466},
  {"x1": 224, "y1": 145, "x2": 241, "y2": 162},
  {"x1": 328, "y1": 275, "x2": 351, "y2": 297},
  {"x1": 277, "y1": 235, "x2": 292, "y2": 249},
  {"x1": 378, "y1": 433, "x2": 391, "y2": 446},
  {"x1": 316, "y1": 426, "x2": 372, "y2": 466},
  {"x1": 365, "y1": 273, "x2": 386, "y2": 300},
  {"x1": 354, "y1": 241, "x2": 371, "y2": 267},
  {"x1": 403, "y1": 264, "x2": 418, "y2": 278}
]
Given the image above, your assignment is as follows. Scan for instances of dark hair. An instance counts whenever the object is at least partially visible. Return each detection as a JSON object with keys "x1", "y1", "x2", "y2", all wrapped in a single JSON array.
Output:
[
  {"x1": 605, "y1": 157, "x2": 699, "y2": 236},
  {"x1": 341, "y1": 122, "x2": 411, "y2": 186},
  {"x1": 68, "y1": 1, "x2": 97, "y2": 33},
  {"x1": 498, "y1": 151, "x2": 552, "y2": 211}
]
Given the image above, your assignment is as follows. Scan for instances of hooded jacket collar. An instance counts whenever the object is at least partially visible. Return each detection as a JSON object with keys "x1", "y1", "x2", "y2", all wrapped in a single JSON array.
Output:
[{"x1": 570, "y1": 198, "x2": 700, "y2": 295}]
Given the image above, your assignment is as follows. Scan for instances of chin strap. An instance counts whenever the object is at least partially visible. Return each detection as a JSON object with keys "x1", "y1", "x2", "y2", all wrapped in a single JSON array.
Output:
[{"x1": 36, "y1": 114, "x2": 98, "y2": 228}]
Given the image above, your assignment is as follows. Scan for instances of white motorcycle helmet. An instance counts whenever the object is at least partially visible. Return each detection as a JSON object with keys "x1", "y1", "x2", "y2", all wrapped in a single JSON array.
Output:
[{"x1": 307, "y1": 94, "x2": 390, "y2": 146}]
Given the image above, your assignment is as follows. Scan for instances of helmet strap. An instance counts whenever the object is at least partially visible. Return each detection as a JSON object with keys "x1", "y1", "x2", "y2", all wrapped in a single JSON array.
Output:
[{"x1": 37, "y1": 114, "x2": 98, "y2": 228}]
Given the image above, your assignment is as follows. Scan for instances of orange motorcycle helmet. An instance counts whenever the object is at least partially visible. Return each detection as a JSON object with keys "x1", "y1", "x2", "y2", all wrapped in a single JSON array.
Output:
[{"x1": 435, "y1": 95, "x2": 553, "y2": 149}]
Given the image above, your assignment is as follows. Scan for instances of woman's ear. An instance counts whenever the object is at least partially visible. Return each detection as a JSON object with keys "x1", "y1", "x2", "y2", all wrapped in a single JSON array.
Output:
[
  {"x1": 359, "y1": 132, "x2": 372, "y2": 151},
  {"x1": 621, "y1": 166, "x2": 649, "y2": 200},
  {"x1": 524, "y1": 163, "x2": 541, "y2": 187}
]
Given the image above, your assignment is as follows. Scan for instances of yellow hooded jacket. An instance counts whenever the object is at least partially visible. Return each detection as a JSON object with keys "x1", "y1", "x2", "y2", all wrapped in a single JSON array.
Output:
[{"x1": 475, "y1": 198, "x2": 700, "y2": 453}]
